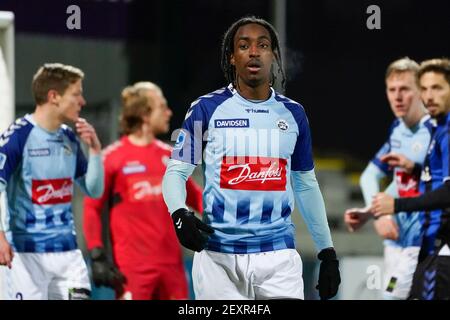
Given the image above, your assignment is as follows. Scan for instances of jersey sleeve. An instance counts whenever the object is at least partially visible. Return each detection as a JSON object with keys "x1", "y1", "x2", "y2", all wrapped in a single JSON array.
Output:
[
  {"x1": 82, "y1": 152, "x2": 114, "y2": 250},
  {"x1": 370, "y1": 141, "x2": 392, "y2": 175},
  {"x1": 291, "y1": 110, "x2": 314, "y2": 172},
  {"x1": 171, "y1": 100, "x2": 208, "y2": 165},
  {"x1": 0, "y1": 120, "x2": 31, "y2": 186},
  {"x1": 442, "y1": 124, "x2": 449, "y2": 182},
  {"x1": 75, "y1": 140, "x2": 88, "y2": 179}
]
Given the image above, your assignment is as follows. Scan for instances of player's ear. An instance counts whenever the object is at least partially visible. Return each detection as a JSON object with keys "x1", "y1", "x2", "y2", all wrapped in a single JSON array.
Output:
[
  {"x1": 230, "y1": 54, "x2": 235, "y2": 66},
  {"x1": 47, "y1": 89, "x2": 61, "y2": 105}
]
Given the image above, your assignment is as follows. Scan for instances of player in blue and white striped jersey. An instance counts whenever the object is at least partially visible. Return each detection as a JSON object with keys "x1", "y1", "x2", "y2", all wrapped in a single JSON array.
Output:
[
  {"x1": 0, "y1": 63, "x2": 104, "y2": 299},
  {"x1": 345, "y1": 58, "x2": 432, "y2": 299},
  {"x1": 163, "y1": 16, "x2": 340, "y2": 300}
]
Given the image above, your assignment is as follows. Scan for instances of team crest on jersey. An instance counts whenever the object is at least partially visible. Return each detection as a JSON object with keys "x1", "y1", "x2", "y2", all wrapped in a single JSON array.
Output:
[
  {"x1": 0, "y1": 153, "x2": 6, "y2": 170},
  {"x1": 277, "y1": 119, "x2": 289, "y2": 131},
  {"x1": 214, "y1": 119, "x2": 249, "y2": 128},
  {"x1": 28, "y1": 148, "x2": 50, "y2": 157},
  {"x1": 173, "y1": 130, "x2": 187, "y2": 150},
  {"x1": 411, "y1": 142, "x2": 423, "y2": 153},
  {"x1": 220, "y1": 156, "x2": 287, "y2": 191},
  {"x1": 32, "y1": 178, "x2": 73, "y2": 204},
  {"x1": 63, "y1": 144, "x2": 72, "y2": 156}
]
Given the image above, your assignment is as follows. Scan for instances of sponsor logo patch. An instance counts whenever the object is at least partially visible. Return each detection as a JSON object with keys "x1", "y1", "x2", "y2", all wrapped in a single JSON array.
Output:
[
  {"x1": 214, "y1": 119, "x2": 250, "y2": 128},
  {"x1": 220, "y1": 156, "x2": 287, "y2": 191},
  {"x1": 122, "y1": 163, "x2": 147, "y2": 174},
  {"x1": 32, "y1": 178, "x2": 73, "y2": 204},
  {"x1": 395, "y1": 170, "x2": 420, "y2": 197},
  {"x1": 28, "y1": 148, "x2": 50, "y2": 157},
  {"x1": 127, "y1": 176, "x2": 162, "y2": 202},
  {"x1": 173, "y1": 130, "x2": 187, "y2": 150}
]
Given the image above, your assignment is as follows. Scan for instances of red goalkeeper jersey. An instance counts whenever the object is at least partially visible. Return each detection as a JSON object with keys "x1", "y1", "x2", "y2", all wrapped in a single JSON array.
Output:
[{"x1": 83, "y1": 136, "x2": 203, "y2": 269}]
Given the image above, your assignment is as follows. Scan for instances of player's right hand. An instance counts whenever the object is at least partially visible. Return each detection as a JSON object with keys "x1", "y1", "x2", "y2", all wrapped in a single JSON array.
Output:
[
  {"x1": 89, "y1": 247, "x2": 126, "y2": 291},
  {"x1": 344, "y1": 207, "x2": 371, "y2": 232},
  {"x1": 171, "y1": 208, "x2": 214, "y2": 252},
  {"x1": 0, "y1": 232, "x2": 14, "y2": 269}
]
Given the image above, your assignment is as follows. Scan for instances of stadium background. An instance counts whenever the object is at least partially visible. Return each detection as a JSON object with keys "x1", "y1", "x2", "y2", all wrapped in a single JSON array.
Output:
[{"x1": 0, "y1": 0, "x2": 449, "y2": 299}]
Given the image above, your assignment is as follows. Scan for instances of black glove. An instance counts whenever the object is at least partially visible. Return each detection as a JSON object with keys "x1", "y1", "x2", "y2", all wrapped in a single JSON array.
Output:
[
  {"x1": 172, "y1": 208, "x2": 214, "y2": 252},
  {"x1": 90, "y1": 247, "x2": 126, "y2": 294},
  {"x1": 316, "y1": 247, "x2": 341, "y2": 300}
]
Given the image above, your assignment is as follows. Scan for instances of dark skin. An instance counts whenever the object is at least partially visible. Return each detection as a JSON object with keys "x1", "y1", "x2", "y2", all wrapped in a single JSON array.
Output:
[{"x1": 230, "y1": 23, "x2": 275, "y2": 100}]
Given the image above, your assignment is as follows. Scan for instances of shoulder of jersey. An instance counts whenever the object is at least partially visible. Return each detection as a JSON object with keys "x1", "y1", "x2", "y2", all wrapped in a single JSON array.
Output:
[
  {"x1": 387, "y1": 118, "x2": 402, "y2": 132},
  {"x1": 60, "y1": 124, "x2": 78, "y2": 143},
  {"x1": 0, "y1": 117, "x2": 33, "y2": 148},
  {"x1": 101, "y1": 140, "x2": 124, "y2": 160},
  {"x1": 154, "y1": 139, "x2": 173, "y2": 153},
  {"x1": 274, "y1": 93, "x2": 306, "y2": 112},
  {"x1": 184, "y1": 87, "x2": 233, "y2": 120}
]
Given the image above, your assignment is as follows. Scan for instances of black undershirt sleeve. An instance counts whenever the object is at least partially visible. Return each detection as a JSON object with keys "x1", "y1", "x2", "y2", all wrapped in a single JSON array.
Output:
[{"x1": 394, "y1": 180, "x2": 450, "y2": 213}]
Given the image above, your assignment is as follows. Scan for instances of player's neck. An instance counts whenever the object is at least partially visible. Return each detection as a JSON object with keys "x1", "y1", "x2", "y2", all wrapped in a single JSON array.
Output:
[
  {"x1": 402, "y1": 106, "x2": 427, "y2": 128},
  {"x1": 128, "y1": 131, "x2": 154, "y2": 146},
  {"x1": 32, "y1": 106, "x2": 62, "y2": 132},
  {"x1": 236, "y1": 79, "x2": 271, "y2": 101}
]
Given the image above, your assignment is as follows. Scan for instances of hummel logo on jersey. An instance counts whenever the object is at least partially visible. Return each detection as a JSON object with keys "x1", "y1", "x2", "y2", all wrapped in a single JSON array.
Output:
[
  {"x1": 214, "y1": 119, "x2": 249, "y2": 128},
  {"x1": 245, "y1": 108, "x2": 269, "y2": 114},
  {"x1": 175, "y1": 218, "x2": 183, "y2": 229},
  {"x1": 0, "y1": 118, "x2": 28, "y2": 147}
]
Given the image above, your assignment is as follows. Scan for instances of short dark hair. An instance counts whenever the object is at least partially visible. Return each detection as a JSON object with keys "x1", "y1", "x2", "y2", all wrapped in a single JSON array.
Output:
[
  {"x1": 32, "y1": 63, "x2": 84, "y2": 105},
  {"x1": 418, "y1": 58, "x2": 450, "y2": 85},
  {"x1": 220, "y1": 16, "x2": 286, "y2": 89}
]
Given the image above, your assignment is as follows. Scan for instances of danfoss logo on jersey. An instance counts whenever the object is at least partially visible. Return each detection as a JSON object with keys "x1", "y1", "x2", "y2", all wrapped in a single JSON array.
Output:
[
  {"x1": 395, "y1": 171, "x2": 420, "y2": 197},
  {"x1": 220, "y1": 156, "x2": 287, "y2": 191},
  {"x1": 32, "y1": 178, "x2": 73, "y2": 204},
  {"x1": 127, "y1": 176, "x2": 162, "y2": 202}
]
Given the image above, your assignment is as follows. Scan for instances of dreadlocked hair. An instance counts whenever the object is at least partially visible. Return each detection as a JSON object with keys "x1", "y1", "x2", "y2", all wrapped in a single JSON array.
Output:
[{"x1": 220, "y1": 16, "x2": 286, "y2": 90}]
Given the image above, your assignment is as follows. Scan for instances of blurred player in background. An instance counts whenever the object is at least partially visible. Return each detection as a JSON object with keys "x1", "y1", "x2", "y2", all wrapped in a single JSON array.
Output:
[
  {"x1": 0, "y1": 63, "x2": 104, "y2": 299},
  {"x1": 344, "y1": 58, "x2": 432, "y2": 299},
  {"x1": 83, "y1": 82, "x2": 203, "y2": 300},
  {"x1": 163, "y1": 16, "x2": 340, "y2": 300},
  {"x1": 372, "y1": 58, "x2": 450, "y2": 299}
]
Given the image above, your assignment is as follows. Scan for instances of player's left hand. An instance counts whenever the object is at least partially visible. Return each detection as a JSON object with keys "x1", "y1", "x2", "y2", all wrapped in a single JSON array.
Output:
[
  {"x1": 380, "y1": 153, "x2": 414, "y2": 173},
  {"x1": 76, "y1": 118, "x2": 101, "y2": 155},
  {"x1": 371, "y1": 192, "x2": 395, "y2": 217},
  {"x1": 316, "y1": 247, "x2": 341, "y2": 300}
]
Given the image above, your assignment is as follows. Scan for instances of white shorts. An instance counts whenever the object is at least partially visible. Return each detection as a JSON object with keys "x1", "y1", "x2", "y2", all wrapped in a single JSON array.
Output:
[
  {"x1": 2, "y1": 249, "x2": 91, "y2": 300},
  {"x1": 192, "y1": 249, "x2": 304, "y2": 300},
  {"x1": 383, "y1": 245, "x2": 420, "y2": 299}
]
